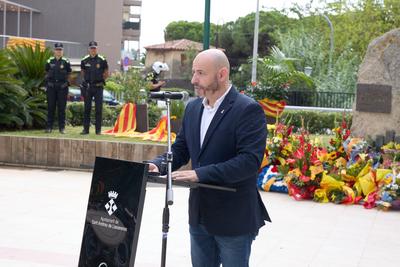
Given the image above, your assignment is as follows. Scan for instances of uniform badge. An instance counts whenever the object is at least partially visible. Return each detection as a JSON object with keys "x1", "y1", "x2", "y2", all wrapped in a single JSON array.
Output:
[
  {"x1": 96, "y1": 63, "x2": 100, "y2": 69},
  {"x1": 85, "y1": 63, "x2": 91, "y2": 67},
  {"x1": 60, "y1": 64, "x2": 64, "y2": 69}
]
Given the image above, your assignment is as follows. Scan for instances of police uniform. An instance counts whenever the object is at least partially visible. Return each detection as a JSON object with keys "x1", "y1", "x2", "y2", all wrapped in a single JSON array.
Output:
[
  {"x1": 80, "y1": 41, "x2": 108, "y2": 135},
  {"x1": 146, "y1": 70, "x2": 162, "y2": 92},
  {"x1": 45, "y1": 43, "x2": 71, "y2": 133}
]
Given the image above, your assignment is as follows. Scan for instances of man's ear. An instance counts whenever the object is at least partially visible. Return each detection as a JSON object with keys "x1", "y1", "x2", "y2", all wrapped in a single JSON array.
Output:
[{"x1": 218, "y1": 67, "x2": 228, "y2": 81}]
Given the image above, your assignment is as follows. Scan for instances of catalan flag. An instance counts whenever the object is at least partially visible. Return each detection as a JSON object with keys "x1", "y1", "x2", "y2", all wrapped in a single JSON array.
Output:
[
  {"x1": 103, "y1": 103, "x2": 137, "y2": 135},
  {"x1": 119, "y1": 115, "x2": 176, "y2": 143},
  {"x1": 258, "y1": 98, "x2": 286, "y2": 118}
]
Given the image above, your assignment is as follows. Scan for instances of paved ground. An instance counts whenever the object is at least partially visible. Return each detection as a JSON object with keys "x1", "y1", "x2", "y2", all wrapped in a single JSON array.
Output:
[{"x1": 0, "y1": 166, "x2": 399, "y2": 267}]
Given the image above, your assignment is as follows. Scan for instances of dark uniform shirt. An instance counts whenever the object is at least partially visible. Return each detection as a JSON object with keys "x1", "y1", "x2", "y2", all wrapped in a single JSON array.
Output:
[
  {"x1": 146, "y1": 70, "x2": 162, "y2": 92},
  {"x1": 80, "y1": 54, "x2": 108, "y2": 84},
  {"x1": 45, "y1": 57, "x2": 72, "y2": 83}
]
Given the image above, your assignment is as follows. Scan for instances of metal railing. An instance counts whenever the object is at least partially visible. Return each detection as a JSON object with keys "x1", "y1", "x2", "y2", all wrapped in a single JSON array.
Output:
[
  {"x1": 287, "y1": 90, "x2": 355, "y2": 109},
  {"x1": 0, "y1": 35, "x2": 87, "y2": 59}
]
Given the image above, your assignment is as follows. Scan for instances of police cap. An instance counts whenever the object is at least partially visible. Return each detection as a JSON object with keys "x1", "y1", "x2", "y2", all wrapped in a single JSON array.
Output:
[
  {"x1": 88, "y1": 41, "x2": 98, "y2": 48},
  {"x1": 54, "y1": 42, "x2": 63, "y2": 50}
]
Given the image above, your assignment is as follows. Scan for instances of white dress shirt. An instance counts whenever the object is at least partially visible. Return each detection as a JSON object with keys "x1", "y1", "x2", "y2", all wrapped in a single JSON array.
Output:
[{"x1": 200, "y1": 86, "x2": 232, "y2": 147}]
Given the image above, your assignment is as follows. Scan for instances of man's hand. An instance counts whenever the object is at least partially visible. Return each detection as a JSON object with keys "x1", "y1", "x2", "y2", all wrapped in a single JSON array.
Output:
[
  {"x1": 148, "y1": 163, "x2": 159, "y2": 173},
  {"x1": 172, "y1": 170, "x2": 199, "y2": 182}
]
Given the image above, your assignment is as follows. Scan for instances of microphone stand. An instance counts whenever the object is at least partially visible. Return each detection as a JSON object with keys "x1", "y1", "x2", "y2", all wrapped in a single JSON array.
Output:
[{"x1": 161, "y1": 97, "x2": 173, "y2": 267}]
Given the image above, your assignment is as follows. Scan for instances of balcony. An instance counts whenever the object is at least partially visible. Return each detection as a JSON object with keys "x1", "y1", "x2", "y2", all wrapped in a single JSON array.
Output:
[
  {"x1": 123, "y1": 0, "x2": 141, "y2": 6},
  {"x1": 123, "y1": 29, "x2": 140, "y2": 40}
]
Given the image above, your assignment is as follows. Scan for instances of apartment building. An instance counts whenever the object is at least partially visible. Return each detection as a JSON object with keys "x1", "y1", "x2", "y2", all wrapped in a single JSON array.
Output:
[{"x1": 0, "y1": 0, "x2": 142, "y2": 71}]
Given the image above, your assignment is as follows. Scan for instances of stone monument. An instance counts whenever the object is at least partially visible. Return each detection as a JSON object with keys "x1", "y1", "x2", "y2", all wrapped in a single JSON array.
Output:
[{"x1": 352, "y1": 28, "x2": 400, "y2": 144}]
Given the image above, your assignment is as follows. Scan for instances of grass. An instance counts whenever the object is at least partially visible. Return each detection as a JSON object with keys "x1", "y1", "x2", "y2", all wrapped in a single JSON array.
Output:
[
  {"x1": 0, "y1": 126, "x2": 334, "y2": 147},
  {"x1": 0, "y1": 126, "x2": 164, "y2": 144}
]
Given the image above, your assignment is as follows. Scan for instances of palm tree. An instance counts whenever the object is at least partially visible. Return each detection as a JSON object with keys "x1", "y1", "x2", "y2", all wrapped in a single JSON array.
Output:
[
  {"x1": 8, "y1": 43, "x2": 52, "y2": 96},
  {"x1": 7, "y1": 44, "x2": 52, "y2": 127},
  {"x1": 253, "y1": 46, "x2": 314, "y2": 101},
  {"x1": 0, "y1": 50, "x2": 28, "y2": 128}
]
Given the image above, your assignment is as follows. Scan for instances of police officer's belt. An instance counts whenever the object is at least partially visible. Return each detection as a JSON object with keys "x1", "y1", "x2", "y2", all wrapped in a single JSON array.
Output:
[
  {"x1": 88, "y1": 82, "x2": 104, "y2": 87},
  {"x1": 48, "y1": 81, "x2": 68, "y2": 87}
]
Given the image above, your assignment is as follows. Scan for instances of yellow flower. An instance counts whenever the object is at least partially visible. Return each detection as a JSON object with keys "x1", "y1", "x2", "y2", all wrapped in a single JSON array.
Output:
[
  {"x1": 267, "y1": 124, "x2": 276, "y2": 131},
  {"x1": 284, "y1": 143, "x2": 293, "y2": 152},
  {"x1": 289, "y1": 168, "x2": 301, "y2": 177},
  {"x1": 328, "y1": 151, "x2": 337, "y2": 161},
  {"x1": 314, "y1": 189, "x2": 329, "y2": 203},
  {"x1": 335, "y1": 157, "x2": 347, "y2": 168},
  {"x1": 310, "y1": 165, "x2": 324, "y2": 180}
]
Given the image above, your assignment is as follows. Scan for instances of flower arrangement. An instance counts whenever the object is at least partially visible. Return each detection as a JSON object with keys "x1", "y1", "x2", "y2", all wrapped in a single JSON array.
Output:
[
  {"x1": 256, "y1": 118, "x2": 400, "y2": 211},
  {"x1": 284, "y1": 132, "x2": 324, "y2": 200}
]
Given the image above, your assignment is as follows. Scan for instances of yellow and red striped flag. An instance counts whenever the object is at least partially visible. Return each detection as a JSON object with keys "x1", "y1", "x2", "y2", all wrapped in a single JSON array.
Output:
[
  {"x1": 103, "y1": 103, "x2": 137, "y2": 135},
  {"x1": 258, "y1": 98, "x2": 286, "y2": 118},
  {"x1": 120, "y1": 115, "x2": 176, "y2": 143}
]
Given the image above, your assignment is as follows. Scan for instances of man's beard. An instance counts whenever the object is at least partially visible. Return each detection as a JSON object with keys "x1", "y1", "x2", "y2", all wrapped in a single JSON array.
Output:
[{"x1": 194, "y1": 77, "x2": 219, "y2": 95}]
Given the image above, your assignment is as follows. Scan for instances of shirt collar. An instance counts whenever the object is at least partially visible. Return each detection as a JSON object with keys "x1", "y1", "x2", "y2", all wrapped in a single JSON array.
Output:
[{"x1": 202, "y1": 85, "x2": 232, "y2": 110}]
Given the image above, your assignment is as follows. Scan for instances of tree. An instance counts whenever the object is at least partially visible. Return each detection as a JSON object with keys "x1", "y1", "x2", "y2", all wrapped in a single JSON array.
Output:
[
  {"x1": 164, "y1": 21, "x2": 217, "y2": 44},
  {"x1": 219, "y1": 11, "x2": 294, "y2": 69}
]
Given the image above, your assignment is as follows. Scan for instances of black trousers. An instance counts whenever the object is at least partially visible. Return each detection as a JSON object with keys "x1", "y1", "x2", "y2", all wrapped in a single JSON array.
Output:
[
  {"x1": 83, "y1": 86, "x2": 103, "y2": 133},
  {"x1": 46, "y1": 84, "x2": 68, "y2": 130}
]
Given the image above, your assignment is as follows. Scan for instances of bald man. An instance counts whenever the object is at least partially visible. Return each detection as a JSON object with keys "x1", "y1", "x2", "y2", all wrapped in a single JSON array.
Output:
[{"x1": 149, "y1": 49, "x2": 270, "y2": 267}]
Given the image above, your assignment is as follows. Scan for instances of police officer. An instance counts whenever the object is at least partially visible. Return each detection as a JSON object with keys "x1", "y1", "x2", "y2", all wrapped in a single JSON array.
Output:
[
  {"x1": 45, "y1": 42, "x2": 72, "y2": 134},
  {"x1": 146, "y1": 61, "x2": 169, "y2": 92},
  {"x1": 80, "y1": 41, "x2": 108, "y2": 135}
]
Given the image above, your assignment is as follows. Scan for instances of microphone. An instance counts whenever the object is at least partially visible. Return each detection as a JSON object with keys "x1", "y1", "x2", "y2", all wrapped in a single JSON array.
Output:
[{"x1": 150, "y1": 91, "x2": 189, "y2": 101}]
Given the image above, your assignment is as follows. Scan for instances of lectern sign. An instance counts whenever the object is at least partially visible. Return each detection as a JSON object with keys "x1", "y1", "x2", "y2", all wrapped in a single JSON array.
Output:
[{"x1": 78, "y1": 157, "x2": 148, "y2": 267}]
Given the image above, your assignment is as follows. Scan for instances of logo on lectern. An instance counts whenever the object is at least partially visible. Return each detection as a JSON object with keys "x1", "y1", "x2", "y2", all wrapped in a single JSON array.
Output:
[{"x1": 105, "y1": 191, "x2": 119, "y2": 216}]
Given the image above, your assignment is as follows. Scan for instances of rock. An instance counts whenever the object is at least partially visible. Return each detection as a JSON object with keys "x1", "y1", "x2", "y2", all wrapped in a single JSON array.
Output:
[{"x1": 351, "y1": 28, "x2": 400, "y2": 140}]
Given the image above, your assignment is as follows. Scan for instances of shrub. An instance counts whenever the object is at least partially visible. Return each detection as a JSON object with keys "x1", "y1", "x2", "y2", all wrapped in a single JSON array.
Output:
[
  {"x1": 0, "y1": 50, "x2": 26, "y2": 129},
  {"x1": 170, "y1": 100, "x2": 185, "y2": 119},
  {"x1": 148, "y1": 103, "x2": 162, "y2": 128},
  {"x1": 7, "y1": 44, "x2": 52, "y2": 128},
  {"x1": 66, "y1": 102, "x2": 122, "y2": 127}
]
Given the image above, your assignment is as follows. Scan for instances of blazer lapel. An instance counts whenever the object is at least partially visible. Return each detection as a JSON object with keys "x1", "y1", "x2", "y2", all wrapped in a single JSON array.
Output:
[
  {"x1": 192, "y1": 100, "x2": 203, "y2": 154},
  {"x1": 198, "y1": 88, "x2": 238, "y2": 159}
]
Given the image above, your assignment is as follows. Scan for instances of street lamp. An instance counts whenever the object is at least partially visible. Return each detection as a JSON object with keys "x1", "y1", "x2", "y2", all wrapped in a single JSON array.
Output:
[
  {"x1": 251, "y1": 0, "x2": 260, "y2": 84},
  {"x1": 304, "y1": 66, "x2": 313, "y2": 76},
  {"x1": 321, "y1": 13, "x2": 334, "y2": 75}
]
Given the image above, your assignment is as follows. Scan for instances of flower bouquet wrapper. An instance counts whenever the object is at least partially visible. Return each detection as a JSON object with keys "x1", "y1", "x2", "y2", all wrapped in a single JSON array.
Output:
[{"x1": 258, "y1": 165, "x2": 288, "y2": 193}]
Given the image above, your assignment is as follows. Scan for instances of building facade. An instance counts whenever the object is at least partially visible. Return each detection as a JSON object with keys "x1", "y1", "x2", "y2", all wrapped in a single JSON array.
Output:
[{"x1": 0, "y1": 0, "x2": 142, "y2": 71}]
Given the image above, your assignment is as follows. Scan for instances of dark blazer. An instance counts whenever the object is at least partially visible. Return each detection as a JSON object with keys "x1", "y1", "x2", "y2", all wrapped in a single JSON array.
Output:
[{"x1": 152, "y1": 87, "x2": 271, "y2": 236}]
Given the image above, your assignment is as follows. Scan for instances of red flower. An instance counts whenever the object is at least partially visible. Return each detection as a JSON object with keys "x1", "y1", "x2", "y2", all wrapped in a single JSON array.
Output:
[
  {"x1": 251, "y1": 81, "x2": 257, "y2": 87},
  {"x1": 293, "y1": 149, "x2": 304, "y2": 159},
  {"x1": 287, "y1": 158, "x2": 296, "y2": 164},
  {"x1": 341, "y1": 120, "x2": 347, "y2": 130},
  {"x1": 300, "y1": 175, "x2": 311, "y2": 182},
  {"x1": 287, "y1": 126, "x2": 293, "y2": 136},
  {"x1": 343, "y1": 129, "x2": 351, "y2": 140}
]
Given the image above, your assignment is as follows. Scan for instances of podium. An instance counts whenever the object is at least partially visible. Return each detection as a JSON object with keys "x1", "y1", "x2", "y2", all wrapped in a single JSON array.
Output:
[
  {"x1": 78, "y1": 157, "x2": 235, "y2": 267},
  {"x1": 78, "y1": 157, "x2": 148, "y2": 267}
]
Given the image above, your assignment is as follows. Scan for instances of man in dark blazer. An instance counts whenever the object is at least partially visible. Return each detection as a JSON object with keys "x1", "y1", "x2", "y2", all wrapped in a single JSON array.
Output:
[{"x1": 149, "y1": 49, "x2": 271, "y2": 267}]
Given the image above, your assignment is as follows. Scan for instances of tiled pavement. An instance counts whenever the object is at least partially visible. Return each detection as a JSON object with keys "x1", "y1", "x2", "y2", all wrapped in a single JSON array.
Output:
[{"x1": 0, "y1": 167, "x2": 399, "y2": 267}]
